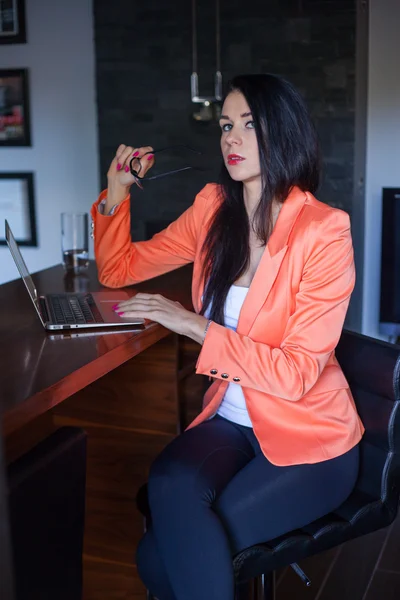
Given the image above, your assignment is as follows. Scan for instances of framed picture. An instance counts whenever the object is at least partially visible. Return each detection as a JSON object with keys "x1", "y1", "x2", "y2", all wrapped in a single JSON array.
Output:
[
  {"x1": 0, "y1": 0, "x2": 26, "y2": 44},
  {"x1": 0, "y1": 172, "x2": 37, "y2": 246},
  {"x1": 0, "y1": 68, "x2": 31, "y2": 146}
]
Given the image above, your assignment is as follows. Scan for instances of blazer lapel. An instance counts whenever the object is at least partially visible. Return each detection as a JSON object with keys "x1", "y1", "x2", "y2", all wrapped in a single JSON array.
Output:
[
  {"x1": 236, "y1": 244, "x2": 288, "y2": 335},
  {"x1": 237, "y1": 187, "x2": 308, "y2": 335},
  {"x1": 194, "y1": 186, "x2": 308, "y2": 324}
]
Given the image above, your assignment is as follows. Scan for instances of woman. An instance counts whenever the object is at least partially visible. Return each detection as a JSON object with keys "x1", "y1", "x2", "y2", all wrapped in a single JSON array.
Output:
[{"x1": 91, "y1": 74, "x2": 364, "y2": 600}]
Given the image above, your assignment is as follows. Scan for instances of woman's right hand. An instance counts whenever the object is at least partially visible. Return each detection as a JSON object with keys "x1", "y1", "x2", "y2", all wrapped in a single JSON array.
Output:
[{"x1": 105, "y1": 144, "x2": 155, "y2": 211}]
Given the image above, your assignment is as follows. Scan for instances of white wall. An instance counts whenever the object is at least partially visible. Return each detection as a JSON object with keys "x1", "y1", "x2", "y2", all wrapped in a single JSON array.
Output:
[
  {"x1": 363, "y1": 0, "x2": 400, "y2": 337},
  {"x1": 0, "y1": 0, "x2": 99, "y2": 284}
]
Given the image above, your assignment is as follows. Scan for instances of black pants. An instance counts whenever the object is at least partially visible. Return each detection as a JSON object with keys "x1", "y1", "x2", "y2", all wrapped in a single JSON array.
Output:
[{"x1": 136, "y1": 415, "x2": 359, "y2": 600}]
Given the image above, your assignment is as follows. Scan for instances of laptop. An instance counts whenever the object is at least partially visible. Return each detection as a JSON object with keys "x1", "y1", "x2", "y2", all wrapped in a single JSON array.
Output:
[{"x1": 5, "y1": 220, "x2": 145, "y2": 331}]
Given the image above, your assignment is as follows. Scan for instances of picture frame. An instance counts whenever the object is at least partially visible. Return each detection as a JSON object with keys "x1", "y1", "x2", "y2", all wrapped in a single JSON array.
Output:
[
  {"x1": 0, "y1": 0, "x2": 26, "y2": 45},
  {"x1": 0, "y1": 172, "x2": 37, "y2": 247},
  {"x1": 0, "y1": 68, "x2": 31, "y2": 146}
]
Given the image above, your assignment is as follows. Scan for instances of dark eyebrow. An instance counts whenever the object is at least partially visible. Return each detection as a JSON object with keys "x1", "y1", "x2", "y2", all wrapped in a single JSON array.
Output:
[{"x1": 219, "y1": 111, "x2": 253, "y2": 121}]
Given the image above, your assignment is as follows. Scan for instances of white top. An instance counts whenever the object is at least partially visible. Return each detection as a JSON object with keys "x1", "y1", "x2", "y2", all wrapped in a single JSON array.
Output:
[{"x1": 204, "y1": 285, "x2": 253, "y2": 427}]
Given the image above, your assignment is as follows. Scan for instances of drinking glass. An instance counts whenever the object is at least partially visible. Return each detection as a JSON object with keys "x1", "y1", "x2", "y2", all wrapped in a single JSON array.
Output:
[{"x1": 61, "y1": 212, "x2": 89, "y2": 274}]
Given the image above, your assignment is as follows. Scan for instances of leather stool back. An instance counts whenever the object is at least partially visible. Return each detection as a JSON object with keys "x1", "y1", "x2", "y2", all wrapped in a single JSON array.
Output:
[
  {"x1": 335, "y1": 330, "x2": 400, "y2": 527},
  {"x1": 233, "y1": 330, "x2": 400, "y2": 590}
]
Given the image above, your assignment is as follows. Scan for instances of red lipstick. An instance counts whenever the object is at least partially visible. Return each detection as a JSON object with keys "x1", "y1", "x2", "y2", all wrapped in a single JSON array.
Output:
[{"x1": 227, "y1": 154, "x2": 245, "y2": 166}]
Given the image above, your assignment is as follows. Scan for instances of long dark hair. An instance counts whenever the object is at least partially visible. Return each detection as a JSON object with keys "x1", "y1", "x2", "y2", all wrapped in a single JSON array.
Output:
[{"x1": 200, "y1": 73, "x2": 321, "y2": 325}]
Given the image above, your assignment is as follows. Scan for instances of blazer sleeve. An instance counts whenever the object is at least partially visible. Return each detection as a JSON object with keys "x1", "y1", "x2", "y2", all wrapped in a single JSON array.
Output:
[
  {"x1": 91, "y1": 183, "x2": 216, "y2": 288},
  {"x1": 195, "y1": 210, "x2": 355, "y2": 401}
]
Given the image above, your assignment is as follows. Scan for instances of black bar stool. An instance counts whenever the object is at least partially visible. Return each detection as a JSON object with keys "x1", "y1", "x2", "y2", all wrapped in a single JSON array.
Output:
[{"x1": 136, "y1": 330, "x2": 400, "y2": 599}]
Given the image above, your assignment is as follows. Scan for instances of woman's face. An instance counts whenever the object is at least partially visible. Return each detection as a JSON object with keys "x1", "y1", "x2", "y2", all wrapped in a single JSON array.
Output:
[{"x1": 219, "y1": 91, "x2": 261, "y2": 185}]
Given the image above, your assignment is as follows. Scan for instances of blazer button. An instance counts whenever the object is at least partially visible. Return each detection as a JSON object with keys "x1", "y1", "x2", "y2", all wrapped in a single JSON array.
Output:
[
  {"x1": 210, "y1": 369, "x2": 218, "y2": 375},
  {"x1": 221, "y1": 373, "x2": 229, "y2": 379},
  {"x1": 233, "y1": 377, "x2": 241, "y2": 382}
]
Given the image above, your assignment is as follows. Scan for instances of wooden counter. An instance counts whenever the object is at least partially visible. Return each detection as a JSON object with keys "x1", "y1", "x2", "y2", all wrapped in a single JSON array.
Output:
[{"x1": 0, "y1": 262, "x2": 204, "y2": 599}]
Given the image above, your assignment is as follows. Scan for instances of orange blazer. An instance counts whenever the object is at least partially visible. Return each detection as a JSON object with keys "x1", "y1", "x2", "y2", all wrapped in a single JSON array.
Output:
[{"x1": 91, "y1": 183, "x2": 365, "y2": 466}]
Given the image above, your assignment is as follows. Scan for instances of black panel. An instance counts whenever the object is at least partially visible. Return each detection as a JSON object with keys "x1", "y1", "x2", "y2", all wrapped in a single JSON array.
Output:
[{"x1": 380, "y1": 188, "x2": 400, "y2": 324}]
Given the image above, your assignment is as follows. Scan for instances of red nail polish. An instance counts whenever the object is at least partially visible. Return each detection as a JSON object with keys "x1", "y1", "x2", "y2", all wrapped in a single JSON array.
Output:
[
  {"x1": 112, "y1": 304, "x2": 118, "y2": 310},
  {"x1": 132, "y1": 151, "x2": 139, "y2": 157},
  {"x1": 125, "y1": 165, "x2": 129, "y2": 172},
  {"x1": 147, "y1": 154, "x2": 154, "y2": 161},
  {"x1": 117, "y1": 312, "x2": 124, "y2": 316},
  {"x1": 116, "y1": 163, "x2": 121, "y2": 171}
]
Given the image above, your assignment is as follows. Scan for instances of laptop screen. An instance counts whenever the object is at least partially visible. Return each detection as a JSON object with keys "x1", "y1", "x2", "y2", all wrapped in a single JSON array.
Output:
[{"x1": 5, "y1": 220, "x2": 45, "y2": 325}]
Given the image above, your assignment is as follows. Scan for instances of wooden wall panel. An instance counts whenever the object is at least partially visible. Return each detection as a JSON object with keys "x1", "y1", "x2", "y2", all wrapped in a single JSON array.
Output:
[
  {"x1": 78, "y1": 425, "x2": 172, "y2": 565},
  {"x1": 53, "y1": 335, "x2": 179, "y2": 436},
  {"x1": 82, "y1": 560, "x2": 146, "y2": 600},
  {"x1": 52, "y1": 334, "x2": 179, "y2": 600}
]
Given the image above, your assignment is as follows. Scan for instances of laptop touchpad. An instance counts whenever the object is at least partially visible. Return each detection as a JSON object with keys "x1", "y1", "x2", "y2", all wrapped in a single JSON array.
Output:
[{"x1": 95, "y1": 291, "x2": 145, "y2": 325}]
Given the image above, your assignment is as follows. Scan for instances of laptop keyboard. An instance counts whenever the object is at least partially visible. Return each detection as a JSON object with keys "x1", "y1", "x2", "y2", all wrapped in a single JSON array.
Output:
[{"x1": 46, "y1": 294, "x2": 104, "y2": 325}]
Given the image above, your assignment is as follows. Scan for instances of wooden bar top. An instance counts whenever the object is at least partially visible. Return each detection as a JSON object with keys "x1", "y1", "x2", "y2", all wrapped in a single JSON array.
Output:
[{"x1": 0, "y1": 262, "x2": 193, "y2": 436}]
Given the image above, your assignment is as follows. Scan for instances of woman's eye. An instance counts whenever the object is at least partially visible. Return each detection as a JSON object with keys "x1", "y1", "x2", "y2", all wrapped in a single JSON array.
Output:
[
  {"x1": 246, "y1": 120, "x2": 255, "y2": 129},
  {"x1": 221, "y1": 123, "x2": 232, "y2": 132}
]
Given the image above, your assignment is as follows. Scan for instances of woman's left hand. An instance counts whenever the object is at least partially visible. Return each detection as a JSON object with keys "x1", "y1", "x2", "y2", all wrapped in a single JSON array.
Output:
[{"x1": 114, "y1": 293, "x2": 208, "y2": 344}]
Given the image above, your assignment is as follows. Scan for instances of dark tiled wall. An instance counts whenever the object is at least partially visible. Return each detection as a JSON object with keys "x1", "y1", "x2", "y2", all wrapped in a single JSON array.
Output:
[{"x1": 94, "y1": 0, "x2": 355, "y2": 240}]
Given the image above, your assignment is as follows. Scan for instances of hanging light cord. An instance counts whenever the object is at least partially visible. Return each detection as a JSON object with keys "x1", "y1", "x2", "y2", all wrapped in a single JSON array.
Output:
[
  {"x1": 192, "y1": 0, "x2": 221, "y2": 74},
  {"x1": 192, "y1": 0, "x2": 198, "y2": 74},
  {"x1": 216, "y1": 0, "x2": 221, "y2": 73}
]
